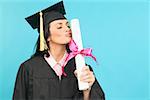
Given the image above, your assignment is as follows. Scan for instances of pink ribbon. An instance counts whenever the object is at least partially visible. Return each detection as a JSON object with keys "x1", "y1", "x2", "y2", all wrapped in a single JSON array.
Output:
[
  {"x1": 62, "y1": 39, "x2": 97, "y2": 76},
  {"x1": 68, "y1": 39, "x2": 96, "y2": 61}
]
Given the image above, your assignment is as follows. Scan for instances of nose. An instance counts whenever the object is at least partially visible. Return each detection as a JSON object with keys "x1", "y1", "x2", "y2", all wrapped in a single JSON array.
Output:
[{"x1": 65, "y1": 26, "x2": 71, "y2": 33}]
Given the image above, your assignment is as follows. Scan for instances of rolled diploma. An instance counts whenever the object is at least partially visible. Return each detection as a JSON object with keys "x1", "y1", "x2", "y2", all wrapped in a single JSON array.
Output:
[{"x1": 71, "y1": 19, "x2": 89, "y2": 90}]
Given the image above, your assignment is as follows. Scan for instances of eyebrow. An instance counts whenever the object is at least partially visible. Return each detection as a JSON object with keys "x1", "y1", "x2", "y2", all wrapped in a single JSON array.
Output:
[{"x1": 57, "y1": 23, "x2": 62, "y2": 25}]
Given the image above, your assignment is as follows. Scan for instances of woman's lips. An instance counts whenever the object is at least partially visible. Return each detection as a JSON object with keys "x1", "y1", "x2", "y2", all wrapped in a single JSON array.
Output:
[{"x1": 66, "y1": 32, "x2": 72, "y2": 37}]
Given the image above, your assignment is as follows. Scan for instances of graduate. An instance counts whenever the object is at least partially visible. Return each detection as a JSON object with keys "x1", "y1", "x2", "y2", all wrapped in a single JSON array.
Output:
[{"x1": 13, "y1": 1, "x2": 105, "y2": 100}]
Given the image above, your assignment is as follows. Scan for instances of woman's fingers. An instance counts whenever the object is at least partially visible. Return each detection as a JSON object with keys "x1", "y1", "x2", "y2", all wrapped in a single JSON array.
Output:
[
  {"x1": 74, "y1": 65, "x2": 89, "y2": 77},
  {"x1": 80, "y1": 69, "x2": 95, "y2": 87},
  {"x1": 74, "y1": 70, "x2": 77, "y2": 77},
  {"x1": 80, "y1": 72, "x2": 93, "y2": 81},
  {"x1": 81, "y1": 65, "x2": 90, "y2": 72},
  {"x1": 74, "y1": 65, "x2": 95, "y2": 87}
]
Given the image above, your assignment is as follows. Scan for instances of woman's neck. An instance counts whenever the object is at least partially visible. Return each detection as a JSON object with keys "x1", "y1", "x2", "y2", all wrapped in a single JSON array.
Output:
[{"x1": 49, "y1": 43, "x2": 66, "y2": 62}]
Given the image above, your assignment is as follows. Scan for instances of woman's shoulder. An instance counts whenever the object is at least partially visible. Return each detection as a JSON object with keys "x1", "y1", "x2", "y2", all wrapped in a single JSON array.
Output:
[{"x1": 20, "y1": 56, "x2": 44, "y2": 69}]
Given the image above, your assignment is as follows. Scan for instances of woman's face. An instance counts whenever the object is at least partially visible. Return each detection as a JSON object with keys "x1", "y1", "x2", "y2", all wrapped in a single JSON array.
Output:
[{"x1": 47, "y1": 19, "x2": 72, "y2": 45}]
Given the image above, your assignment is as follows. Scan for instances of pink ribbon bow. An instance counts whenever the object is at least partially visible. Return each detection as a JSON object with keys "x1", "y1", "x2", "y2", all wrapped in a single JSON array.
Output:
[{"x1": 61, "y1": 39, "x2": 97, "y2": 76}]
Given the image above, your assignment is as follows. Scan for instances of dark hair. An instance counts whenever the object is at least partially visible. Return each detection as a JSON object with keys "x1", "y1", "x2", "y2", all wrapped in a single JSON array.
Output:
[{"x1": 32, "y1": 22, "x2": 71, "y2": 57}]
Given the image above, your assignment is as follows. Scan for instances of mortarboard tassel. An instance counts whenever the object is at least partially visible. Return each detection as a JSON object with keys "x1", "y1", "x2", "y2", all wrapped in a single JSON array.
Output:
[{"x1": 39, "y1": 11, "x2": 48, "y2": 51}]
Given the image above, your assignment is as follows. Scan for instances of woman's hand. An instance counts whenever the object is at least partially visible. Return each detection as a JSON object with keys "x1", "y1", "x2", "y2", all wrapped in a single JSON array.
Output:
[
  {"x1": 74, "y1": 65, "x2": 95, "y2": 89},
  {"x1": 74, "y1": 65, "x2": 95, "y2": 100}
]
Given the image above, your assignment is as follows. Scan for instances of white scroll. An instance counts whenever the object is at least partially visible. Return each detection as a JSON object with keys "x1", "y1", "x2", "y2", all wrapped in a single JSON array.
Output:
[{"x1": 71, "y1": 19, "x2": 89, "y2": 90}]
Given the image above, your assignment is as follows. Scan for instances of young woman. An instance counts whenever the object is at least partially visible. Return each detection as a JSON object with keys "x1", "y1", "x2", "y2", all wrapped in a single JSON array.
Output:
[{"x1": 13, "y1": 1, "x2": 105, "y2": 100}]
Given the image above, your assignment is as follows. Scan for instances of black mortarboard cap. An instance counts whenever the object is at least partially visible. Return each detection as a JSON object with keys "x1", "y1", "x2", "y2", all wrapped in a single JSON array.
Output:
[
  {"x1": 25, "y1": 1, "x2": 66, "y2": 51},
  {"x1": 25, "y1": 1, "x2": 66, "y2": 30}
]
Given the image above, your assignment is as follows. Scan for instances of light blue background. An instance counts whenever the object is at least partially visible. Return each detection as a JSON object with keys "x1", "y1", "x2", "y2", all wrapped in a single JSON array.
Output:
[{"x1": 0, "y1": 0, "x2": 149, "y2": 100}]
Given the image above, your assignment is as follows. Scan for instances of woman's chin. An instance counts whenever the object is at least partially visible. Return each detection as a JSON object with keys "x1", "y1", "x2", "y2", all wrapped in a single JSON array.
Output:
[
  {"x1": 64, "y1": 38, "x2": 72, "y2": 44},
  {"x1": 54, "y1": 37, "x2": 72, "y2": 45}
]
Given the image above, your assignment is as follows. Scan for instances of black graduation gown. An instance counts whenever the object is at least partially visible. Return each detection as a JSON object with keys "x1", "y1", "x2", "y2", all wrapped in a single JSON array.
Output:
[{"x1": 13, "y1": 56, "x2": 105, "y2": 100}]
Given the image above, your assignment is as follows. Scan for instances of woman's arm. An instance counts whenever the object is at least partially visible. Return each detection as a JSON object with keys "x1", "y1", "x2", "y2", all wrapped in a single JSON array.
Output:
[
  {"x1": 13, "y1": 63, "x2": 29, "y2": 100},
  {"x1": 74, "y1": 65, "x2": 105, "y2": 100},
  {"x1": 83, "y1": 88, "x2": 91, "y2": 100}
]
